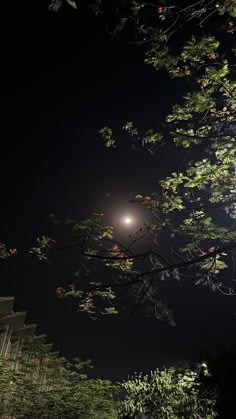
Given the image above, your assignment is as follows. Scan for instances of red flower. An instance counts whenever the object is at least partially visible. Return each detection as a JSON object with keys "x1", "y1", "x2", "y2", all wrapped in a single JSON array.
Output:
[
  {"x1": 112, "y1": 245, "x2": 120, "y2": 251},
  {"x1": 0, "y1": 243, "x2": 6, "y2": 249},
  {"x1": 157, "y1": 6, "x2": 164, "y2": 13},
  {"x1": 86, "y1": 291, "x2": 93, "y2": 298},
  {"x1": 56, "y1": 287, "x2": 65, "y2": 293}
]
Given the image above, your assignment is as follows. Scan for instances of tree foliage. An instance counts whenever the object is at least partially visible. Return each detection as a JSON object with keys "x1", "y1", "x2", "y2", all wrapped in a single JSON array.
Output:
[
  {"x1": 0, "y1": 338, "x2": 217, "y2": 418},
  {"x1": 0, "y1": 339, "x2": 118, "y2": 418},
  {"x1": 5, "y1": 1, "x2": 234, "y2": 322},
  {"x1": 46, "y1": 0, "x2": 236, "y2": 324},
  {"x1": 118, "y1": 365, "x2": 217, "y2": 419}
]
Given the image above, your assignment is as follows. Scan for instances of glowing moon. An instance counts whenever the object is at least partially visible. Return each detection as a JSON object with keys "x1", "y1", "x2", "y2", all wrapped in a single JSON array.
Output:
[{"x1": 124, "y1": 217, "x2": 132, "y2": 224}]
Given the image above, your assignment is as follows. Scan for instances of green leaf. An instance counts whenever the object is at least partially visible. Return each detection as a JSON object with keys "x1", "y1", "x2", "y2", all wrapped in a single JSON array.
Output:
[
  {"x1": 66, "y1": 0, "x2": 77, "y2": 9},
  {"x1": 98, "y1": 127, "x2": 116, "y2": 148}
]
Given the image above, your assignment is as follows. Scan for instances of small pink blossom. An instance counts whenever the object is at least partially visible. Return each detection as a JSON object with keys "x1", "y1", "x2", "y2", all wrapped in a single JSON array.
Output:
[
  {"x1": 56, "y1": 287, "x2": 65, "y2": 294},
  {"x1": 10, "y1": 248, "x2": 17, "y2": 255},
  {"x1": 0, "y1": 243, "x2": 6, "y2": 249},
  {"x1": 208, "y1": 53, "x2": 216, "y2": 60},
  {"x1": 112, "y1": 245, "x2": 120, "y2": 251},
  {"x1": 157, "y1": 7, "x2": 164, "y2": 13},
  {"x1": 86, "y1": 291, "x2": 93, "y2": 298},
  {"x1": 184, "y1": 66, "x2": 191, "y2": 76},
  {"x1": 208, "y1": 246, "x2": 215, "y2": 253}
]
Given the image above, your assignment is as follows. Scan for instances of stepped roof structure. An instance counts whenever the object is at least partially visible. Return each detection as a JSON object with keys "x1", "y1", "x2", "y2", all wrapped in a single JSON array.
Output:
[{"x1": 0, "y1": 296, "x2": 55, "y2": 359}]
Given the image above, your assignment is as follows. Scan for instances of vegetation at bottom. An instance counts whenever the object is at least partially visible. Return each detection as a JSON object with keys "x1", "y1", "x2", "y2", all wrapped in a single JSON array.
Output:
[{"x1": 5, "y1": 341, "x2": 236, "y2": 418}]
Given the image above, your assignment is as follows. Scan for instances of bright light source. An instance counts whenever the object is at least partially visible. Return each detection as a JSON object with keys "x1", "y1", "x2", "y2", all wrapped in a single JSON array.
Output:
[{"x1": 124, "y1": 217, "x2": 132, "y2": 224}]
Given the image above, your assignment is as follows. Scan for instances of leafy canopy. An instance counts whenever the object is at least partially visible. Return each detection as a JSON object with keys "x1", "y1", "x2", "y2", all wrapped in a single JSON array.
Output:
[
  {"x1": 118, "y1": 365, "x2": 217, "y2": 419},
  {"x1": 4, "y1": 0, "x2": 233, "y2": 323},
  {"x1": 0, "y1": 339, "x2": 118, "y2": 419},
  {"x1": 46, "y1": 0, "x2": 236, "y2": 323}
]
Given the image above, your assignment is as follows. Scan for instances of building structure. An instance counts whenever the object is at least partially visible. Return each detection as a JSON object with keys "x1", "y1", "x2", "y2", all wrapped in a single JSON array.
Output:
[{"x1": 0, "y1": 296, "x2": 54, "y2": 367}]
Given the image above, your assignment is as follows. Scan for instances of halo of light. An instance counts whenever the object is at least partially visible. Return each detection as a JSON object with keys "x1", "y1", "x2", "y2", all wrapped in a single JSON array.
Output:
[{"x1": 124, "y1": 217, "x2": 132, "y2": 224}]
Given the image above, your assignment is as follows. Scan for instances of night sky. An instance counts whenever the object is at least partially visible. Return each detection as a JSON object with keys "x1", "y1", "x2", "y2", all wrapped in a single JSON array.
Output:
[{"x1": 1, "y1": 0, "x2": 236, "y2": 382}]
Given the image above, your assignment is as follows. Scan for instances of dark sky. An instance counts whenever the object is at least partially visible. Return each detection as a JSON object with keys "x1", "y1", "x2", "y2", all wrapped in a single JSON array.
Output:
[{"x1": 1, "y1": 0, "x2": 236, "y2": 382}]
